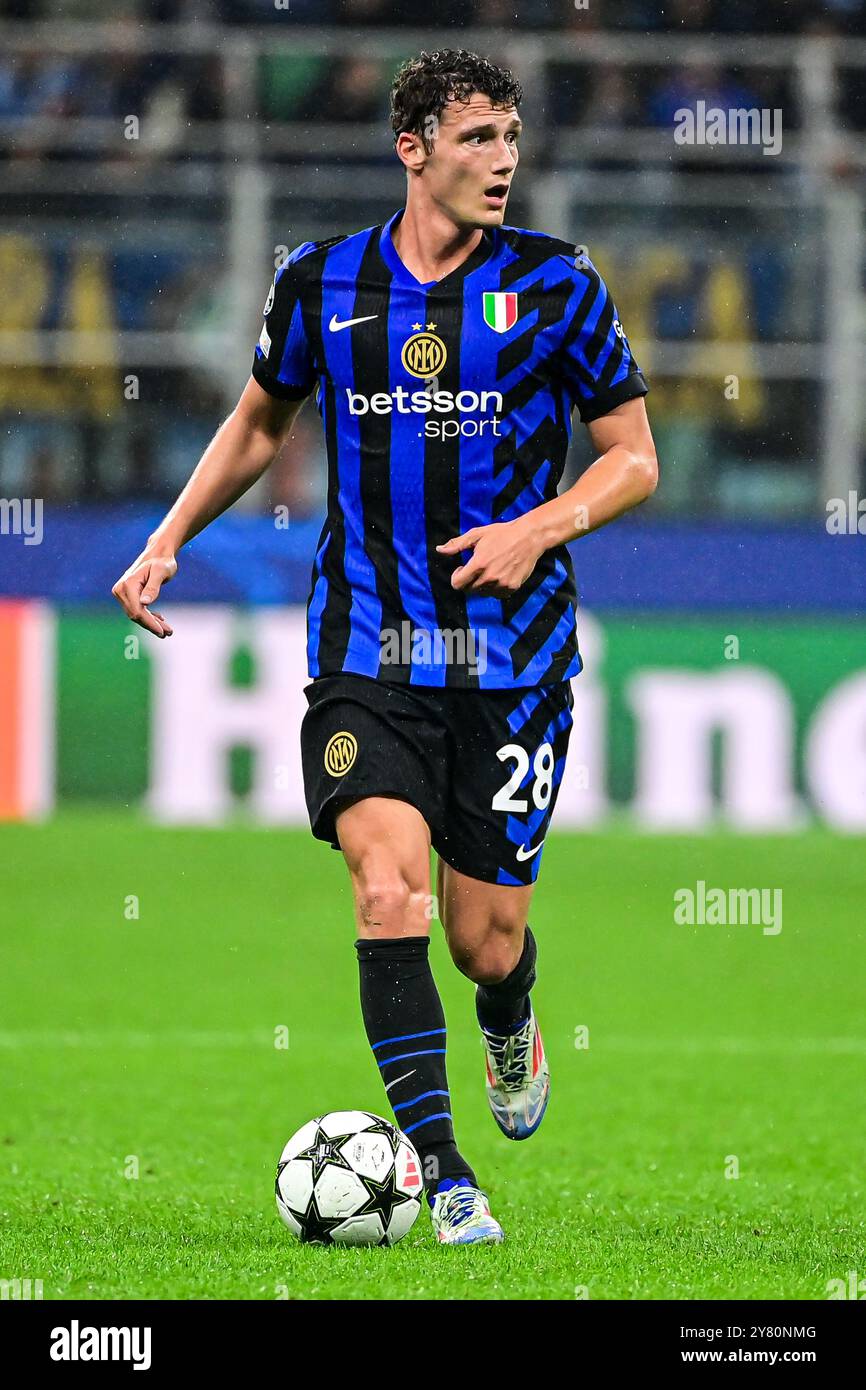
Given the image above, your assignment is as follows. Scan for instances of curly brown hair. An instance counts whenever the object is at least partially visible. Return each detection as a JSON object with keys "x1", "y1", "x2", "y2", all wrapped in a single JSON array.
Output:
[{"x1": 390, "y1": 49, "x2": 523, "y2": 154}]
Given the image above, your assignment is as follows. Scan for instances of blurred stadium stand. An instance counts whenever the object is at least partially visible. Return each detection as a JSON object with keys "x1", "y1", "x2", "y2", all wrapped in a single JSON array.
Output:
[{"x1": 0, "y1": 1, "x2": 864, "y2": 527}]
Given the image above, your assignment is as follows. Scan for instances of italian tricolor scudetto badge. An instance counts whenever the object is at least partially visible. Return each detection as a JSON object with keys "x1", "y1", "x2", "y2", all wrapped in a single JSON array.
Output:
[{"x1": 482, "y1": 291, "x2": 518, "y2": 333}]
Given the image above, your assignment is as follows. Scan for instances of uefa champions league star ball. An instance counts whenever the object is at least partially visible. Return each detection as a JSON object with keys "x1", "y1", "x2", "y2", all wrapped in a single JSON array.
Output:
[{"x1": 275, "y1": 1110, "x2": 424, "y2": 1246}]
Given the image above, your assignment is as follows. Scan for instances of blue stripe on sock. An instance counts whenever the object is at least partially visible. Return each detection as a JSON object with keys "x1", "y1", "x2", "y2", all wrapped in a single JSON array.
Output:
[
  {"x1": 403, "y1": 1111, "x2": 452, "y2": 1135},
  {"x1": 377, "y1": 1048, "x2": 446, "y2": 1069},
  {"x1": 481, "y1": 1012, "x2": 531, "y2": 1038},
  {"x1": 392, "y1": 1089, "x2": 450, "y2": 1113},
  {"x1": 372, "y1": 1027, "x2": 446, "y2": 1051}
]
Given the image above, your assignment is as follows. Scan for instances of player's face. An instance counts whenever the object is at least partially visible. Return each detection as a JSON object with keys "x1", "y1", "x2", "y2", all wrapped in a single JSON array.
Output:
[{"x1": 425, "y1": 95, "x2": 521, "y2": 229}]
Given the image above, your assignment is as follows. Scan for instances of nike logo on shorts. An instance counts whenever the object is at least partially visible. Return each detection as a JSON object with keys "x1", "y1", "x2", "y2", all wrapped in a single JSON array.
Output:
[{"x1": 515, "y1": 841, "x2": 544, "y2": 862}]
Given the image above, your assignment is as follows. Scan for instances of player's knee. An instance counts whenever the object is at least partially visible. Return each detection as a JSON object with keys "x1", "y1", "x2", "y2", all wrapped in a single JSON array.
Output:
[
  {"x1": 468, "y1": 942, "x2": 521, "y2": 986},
  {"x1": 354, "y1": 869, "x2": 424, "y2": 937}
]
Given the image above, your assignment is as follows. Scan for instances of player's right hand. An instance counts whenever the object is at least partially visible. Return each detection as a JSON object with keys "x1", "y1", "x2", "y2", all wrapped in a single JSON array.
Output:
[{"x1": 111, "y1": 554, "x2": 178, "y2": 638}]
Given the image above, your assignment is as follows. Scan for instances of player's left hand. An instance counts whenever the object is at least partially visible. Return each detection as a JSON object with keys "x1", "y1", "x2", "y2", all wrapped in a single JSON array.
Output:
[{"x1": 436, "y1": 519, "x2": 543, "y2": 596}]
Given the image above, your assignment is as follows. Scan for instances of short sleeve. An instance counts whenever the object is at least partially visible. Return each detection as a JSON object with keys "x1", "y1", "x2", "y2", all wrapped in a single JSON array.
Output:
[
  {"x1": 560, "y1": 257, "x2": 648, "y2": 424},
  {"x1": 251, "y1": 245, "x2": 317, "y2": 401}
]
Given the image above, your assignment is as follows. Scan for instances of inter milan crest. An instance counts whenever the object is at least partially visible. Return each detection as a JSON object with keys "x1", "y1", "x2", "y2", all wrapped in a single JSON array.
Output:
[
  {"x1": 482, "y1": 291, "x2": 518, "y2": 333},
  {"x1": 324, "y1": 730, "x2": 358, "y2": 777},
  {"x1": 401, "y1": 330, "x2": 447, "y2": 378}
]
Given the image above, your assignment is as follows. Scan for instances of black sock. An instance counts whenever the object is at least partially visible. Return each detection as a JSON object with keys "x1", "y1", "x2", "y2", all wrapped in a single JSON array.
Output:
[
  {"x1": 356, "y1": 935, "x2": 476, "y2": 1196},
  {"x1": 475, "y1": 925, "x2": 537, "y2": 1034}
]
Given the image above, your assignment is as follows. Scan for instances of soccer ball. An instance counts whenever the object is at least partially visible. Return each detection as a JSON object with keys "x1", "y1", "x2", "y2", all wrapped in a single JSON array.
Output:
[{"x1": 275, "y1": 1110, "x2": 423, "y2": 1246}]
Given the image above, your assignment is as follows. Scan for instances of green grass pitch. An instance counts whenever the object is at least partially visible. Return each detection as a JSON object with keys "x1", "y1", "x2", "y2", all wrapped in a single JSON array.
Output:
[{"x1": 1, "y1": 812, "x2": 864, "y2": 1300}]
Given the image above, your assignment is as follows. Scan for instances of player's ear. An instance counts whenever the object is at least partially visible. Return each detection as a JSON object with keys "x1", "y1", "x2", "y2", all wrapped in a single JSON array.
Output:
[{"x1": 395, "y1": 130, "x2": 427, "y2": 173}]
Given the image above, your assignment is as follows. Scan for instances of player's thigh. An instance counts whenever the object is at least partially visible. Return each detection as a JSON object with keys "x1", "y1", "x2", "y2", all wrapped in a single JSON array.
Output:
[
  {"x1": 300, "y1": 674, "x2": 446, "y2": 857},
  {"x1": 336, "y1": 795, "x2": 434, "y2": 940},
  {"x1": 435, "y1": 680, "x2": 575, "y2": 890},
  {"x1": 437, "y1": 858, "x2": 533, "y2": 982}
]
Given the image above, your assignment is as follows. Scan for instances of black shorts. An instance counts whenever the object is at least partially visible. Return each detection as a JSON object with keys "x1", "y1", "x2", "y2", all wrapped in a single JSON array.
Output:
[{"x1": 300, "y1": 673, "x2": 574, "y2": 887}]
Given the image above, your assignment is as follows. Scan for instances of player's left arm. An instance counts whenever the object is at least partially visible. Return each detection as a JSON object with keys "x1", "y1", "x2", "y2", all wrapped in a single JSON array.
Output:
[
  {"x1": 535, "y1": 395, "x2": 658, "y2": 544},
  {"x1": 438, "y1": 396, "x2": 657, "y2": 596}
]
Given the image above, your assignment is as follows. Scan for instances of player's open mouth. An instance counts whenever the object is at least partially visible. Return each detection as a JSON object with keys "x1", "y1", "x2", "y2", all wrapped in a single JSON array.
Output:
[{"x1": 484, "y1": 184, "x2": 509, "y2": 205}]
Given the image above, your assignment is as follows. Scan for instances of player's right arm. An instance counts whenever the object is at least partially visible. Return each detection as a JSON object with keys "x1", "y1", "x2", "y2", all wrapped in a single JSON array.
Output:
[{"x1": 111, "y1": 380, "x2": 304, "y2": 638}]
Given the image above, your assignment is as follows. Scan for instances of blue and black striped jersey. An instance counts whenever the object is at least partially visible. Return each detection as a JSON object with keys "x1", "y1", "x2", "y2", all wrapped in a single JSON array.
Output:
[{"x1": 252, "y1": 209, "x2": 648, "y2": 690}]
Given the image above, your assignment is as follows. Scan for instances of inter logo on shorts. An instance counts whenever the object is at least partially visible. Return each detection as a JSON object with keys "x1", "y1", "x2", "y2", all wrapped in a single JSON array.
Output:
[
  {"x1": 324, "y1": 730, "x2": 358, "y2": 777},
  {"x1": 482, "y1": 292, "x2": 518, "y2": 333},
  {"x1": 401, "y1": 331, "x2": 447, "y2": 378}
]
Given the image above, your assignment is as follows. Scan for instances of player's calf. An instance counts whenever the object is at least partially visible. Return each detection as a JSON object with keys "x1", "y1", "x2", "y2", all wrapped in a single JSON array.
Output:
[{"x1": 472, "y1": 925, "x2": 551, "y2": 1141}]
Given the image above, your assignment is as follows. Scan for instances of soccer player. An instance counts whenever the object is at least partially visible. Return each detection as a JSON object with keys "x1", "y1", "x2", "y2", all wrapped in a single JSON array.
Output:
[{"x1": 112, "y1": 49, "x2": 658, "y2": 1245}]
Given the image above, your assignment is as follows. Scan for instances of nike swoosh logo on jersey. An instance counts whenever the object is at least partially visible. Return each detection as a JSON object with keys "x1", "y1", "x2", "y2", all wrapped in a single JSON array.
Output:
[
  {"x1": 515, "y1": 841, "x2": 544, "y2": 862},
  {"x1": 328, "y1": 313, "x2": 378, "y2": 333}
]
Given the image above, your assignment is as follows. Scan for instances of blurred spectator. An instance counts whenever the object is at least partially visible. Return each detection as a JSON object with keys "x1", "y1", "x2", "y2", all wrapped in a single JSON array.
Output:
[
  {"x1": 570, "y1": 65, "x2": 645, "y2": 172},
  {"x1": 470, "y1": 0, "x2": 513, "y2": 24},
  {"x1": 0, "y1": 51, "x2": 82, "y2": 121},
  {"x1": 648, "y1": 61, "x2": 762, "y2": 130},
  {"x1": 333, "y1": 0, "x2": 394, "y2": 25},
  {"x1": 551, "y1": 61, "x2": 643, "y2": 136},
  {"x1": 296, "y1": 57, "x2": 387, "y2": 125},
  {"x1": 260, "y1": 56, "x2": 329, "y2": 123}
]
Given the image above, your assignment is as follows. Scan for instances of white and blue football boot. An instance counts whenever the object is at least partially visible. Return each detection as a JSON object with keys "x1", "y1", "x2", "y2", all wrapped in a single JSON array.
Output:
[
  {"x1": 482, "y1": 1009, "x2": 550, "y2": 1140},
  {"x1": 429, "y1": 1178, "x2": 504, "y2": 1245}
]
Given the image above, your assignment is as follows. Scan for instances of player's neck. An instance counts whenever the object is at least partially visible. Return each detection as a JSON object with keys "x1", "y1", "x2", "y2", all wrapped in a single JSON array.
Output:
[{"x1": 391, "y1": 201, "x2": 484, "y2": 286}]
